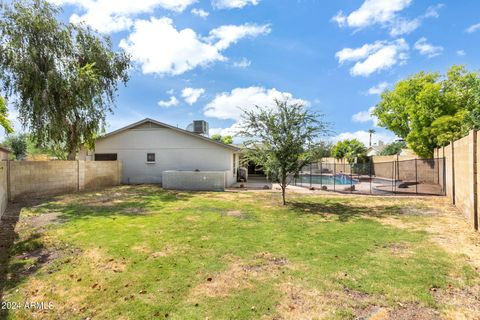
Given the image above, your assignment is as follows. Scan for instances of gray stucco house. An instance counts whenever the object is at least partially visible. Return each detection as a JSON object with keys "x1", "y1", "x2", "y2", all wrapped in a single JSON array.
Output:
[{"x1": 79, "y1": 118, "x2": 240, "y2": 190}]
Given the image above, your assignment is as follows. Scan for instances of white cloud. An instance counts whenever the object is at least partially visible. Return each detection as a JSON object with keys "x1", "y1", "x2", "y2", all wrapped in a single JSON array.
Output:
[
  {"x1": 331, "y1": 130, "x2": 395, "y2": 146},
  {"x1": 389, "y1": 17, "x2": 420, "y2": 37},
  {"x1": 352, "y1": 107, "x2": 379, "y2": 126},
  {"x1": 209, "y1": 24, "x2": 271, "y2": 50},
  {"x1": 333, "y1": 1, "x2": 443, "y2": 37},
  {"x1": 204, "y1": 87, "x2": 308, "y2": 121},
  {"x1": 50, "y1": 0, "x2": 197, "y2": 33},
  {"x1": 466, "y1": 23, "x2": 480, "y2": 33},
  {"x1": 158, "y1": 96, "x2": 179, "y2": 107},
  {"x1": 367, "y1": 82, "x2": 389, "y2": 95},
  {"x1": 332, "y1": 0, "x2": 412, "y2": 29},
  {"x1": 209, "y1": 123, "x2": 243, "y2": 137},
  {"x1": 456, "y1": 50, "x2": 466, "y2": 56},
  {"x1": 181, "y1": 87, "x2": 205, "y2": 105},
  {"x1": 212, "y1": 0, "x2": 259, "y2": 9},
  {"x1": 191, "y1": 8, "x2": 209, "y2": 18},
  {"x1": 119, "y1": 18, "x2": 269, "y2": 76},
  {"x1": 414, "y1": 37, "x2": 443, "y2": 58},
  {"x1": 336, "y1": 39, "x2": 409, "y2": 77},
  {"x1": 233, "y1": 57, "x2": 252, "y2": 68}
]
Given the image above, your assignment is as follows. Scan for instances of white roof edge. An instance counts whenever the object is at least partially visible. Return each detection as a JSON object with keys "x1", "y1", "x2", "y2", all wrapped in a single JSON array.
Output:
[{"x1": 99, "y1": 118, "x2": 240, "y2": 152}]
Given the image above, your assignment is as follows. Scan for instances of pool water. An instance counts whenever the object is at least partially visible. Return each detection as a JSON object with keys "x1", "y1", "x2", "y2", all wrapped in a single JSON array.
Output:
[{"x1": 296, "y1": 174, "x2": 358, "y2": 185}]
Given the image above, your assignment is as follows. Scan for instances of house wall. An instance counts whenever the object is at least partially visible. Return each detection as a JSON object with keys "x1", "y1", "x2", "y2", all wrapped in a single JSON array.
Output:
[
  {"x1": 0, "y1": 161, "x2": 8, "y2": 217},
  {"x1": 92, "y1": 125, "x2": 238, "y2": 186}
]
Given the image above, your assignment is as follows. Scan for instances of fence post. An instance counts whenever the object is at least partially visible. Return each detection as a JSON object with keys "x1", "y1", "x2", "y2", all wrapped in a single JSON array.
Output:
[
  {"x1": 369, "y1": 160, "x2": 372, "y2": 195},
  {"x1": 472, "y1": 131, "x2": 478, "y2": 230},
  {"x1": 452, "y1": 141, "x2": 456, "y2": 205},
  {"x1": 6, "y1": 159, "x2": 11, "y2": 202},
  {"x1": 333, "y1": 163, "x2": 336, "y2": 192},
  {"x1": 309, "y1": 163, "x2": 312, "y2": 188},
  {"x1": 415, "y1": 158, "x2": 418, "y2": 194}
]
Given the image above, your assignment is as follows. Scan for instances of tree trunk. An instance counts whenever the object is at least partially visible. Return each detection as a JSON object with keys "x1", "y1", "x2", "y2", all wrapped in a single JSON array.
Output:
[
  {"x1": 67, "y1": 142, "x2": 77, "y2": 160},
  {"x1": 281, "y1": 175, "x2": 287, "y2": 205}
]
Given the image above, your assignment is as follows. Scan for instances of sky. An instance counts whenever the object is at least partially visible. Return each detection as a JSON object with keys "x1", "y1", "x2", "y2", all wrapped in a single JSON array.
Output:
[{"x1": 6, "y1": 0, "x2": 480, "y2": 146}]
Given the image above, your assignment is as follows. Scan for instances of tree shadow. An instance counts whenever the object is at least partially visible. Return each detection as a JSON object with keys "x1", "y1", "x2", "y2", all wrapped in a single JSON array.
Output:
[
  {"x1": 288, "y1": 199, "x2": 401, "y2": 222},
  {"x1": 0, "y1": 185, "x2": 193, "y2": 318}
]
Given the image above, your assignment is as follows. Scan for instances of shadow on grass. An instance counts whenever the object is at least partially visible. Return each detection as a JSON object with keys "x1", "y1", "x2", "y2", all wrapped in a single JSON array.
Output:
[
  {"x1": 288, "y1": 199, "x2": 402, "y2": 222},
  {"x1": 0, "y1": 185, "x2": 192, "y2": 318},
  {"x1": 0, "y1": 199, "x2": 48, "y2": 319},
  {"x1": 40, "y1": 185, "x2": 193, "y2": 221}
]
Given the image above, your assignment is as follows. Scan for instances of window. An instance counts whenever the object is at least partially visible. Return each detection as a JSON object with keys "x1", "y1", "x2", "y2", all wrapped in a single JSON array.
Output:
[
  {"x1": 94, "y1": 153, "x2": 117, "y2": 161},
  {"x1": 147, "y1": 153, "x2": 156, "y2": 163}
]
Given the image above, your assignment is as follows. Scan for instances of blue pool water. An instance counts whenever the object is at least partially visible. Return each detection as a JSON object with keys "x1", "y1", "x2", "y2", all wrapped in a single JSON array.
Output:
[{"x1": 296, "y1": 174, "x2": 358, "y2": 185}]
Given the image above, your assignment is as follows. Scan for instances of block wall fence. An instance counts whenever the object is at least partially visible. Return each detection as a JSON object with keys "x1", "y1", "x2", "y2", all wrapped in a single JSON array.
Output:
[
  {"x1": 0, "y1": 160, "x2": 122, "y2": 218},
  {"x1": 435, "y1": 130, "x2": 479, "y2": 231}
]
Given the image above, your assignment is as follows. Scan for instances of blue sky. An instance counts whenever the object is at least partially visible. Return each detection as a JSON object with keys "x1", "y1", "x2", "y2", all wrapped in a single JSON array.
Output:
[{"x1": 8, "y1": 0, "x2": 480, "y2": 145}]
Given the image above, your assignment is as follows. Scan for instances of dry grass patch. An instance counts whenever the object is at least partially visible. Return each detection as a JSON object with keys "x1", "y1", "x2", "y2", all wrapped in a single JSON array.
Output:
[
  {"x1": 191, "y1": 253, "x2": 290, "y2": 298},
  {"x1": 83, "y1": 248, "x2": 127, "y2": 273},
  {"x1": 273, "y1": 282, "x2": 330, "y2": 320}
]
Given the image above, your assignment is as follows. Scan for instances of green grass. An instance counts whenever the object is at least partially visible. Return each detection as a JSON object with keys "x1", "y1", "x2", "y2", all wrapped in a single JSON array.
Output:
[{"x1": 2, "y1": 186, "x2": 478, "y2": 319}]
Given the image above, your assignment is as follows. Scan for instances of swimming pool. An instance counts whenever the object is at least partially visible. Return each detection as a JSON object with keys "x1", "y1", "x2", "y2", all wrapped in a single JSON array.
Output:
[{"x1": 296, "y1": 174, "x2": 358, "y2": 185}]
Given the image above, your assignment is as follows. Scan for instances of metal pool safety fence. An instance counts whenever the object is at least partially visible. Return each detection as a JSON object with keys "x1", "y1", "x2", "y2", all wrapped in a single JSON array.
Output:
[{"x1": 293, "y1": 158, "x2": 446, "y2": 196}]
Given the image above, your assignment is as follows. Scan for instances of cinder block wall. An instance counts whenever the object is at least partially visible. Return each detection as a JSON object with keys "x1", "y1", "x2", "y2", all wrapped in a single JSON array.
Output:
[
  {"x1": 436, "y1": 130, "x2": 479, "y2": 230},
  {"x1": 0, "y1": 161, "x2": 8, "y2": 216},
  {"x1": 8, "y1": 161, "x2": 122, "y2": 201}
]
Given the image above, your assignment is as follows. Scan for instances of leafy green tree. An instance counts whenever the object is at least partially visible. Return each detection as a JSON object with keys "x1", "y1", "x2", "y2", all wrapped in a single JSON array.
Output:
[
  {"x1": 211, "y1": 133, "x2": 233, "y2": 144},
  {"x1": 0, "y1": 0, "x2": 130, "y2": 160},
  {"x1": 331, "y1": 139, "x2": 367, "y2": 164},
  {"x1": 2, "y1": 133, "x2": 27, "y2": 159},
  {"x1": 379, "y1": 141, "x2": 407, "y2": 156},
  {"x1": 372, "y1": 66, "x2": 480, "y2": 157},
  {"x1": 221, "y1": 135, "x2": 233, "y2": 144},
  {"x1": 240, "y1": 99, "x2": 328, "y2": 205},
  {"x1": 0, "y1": 96, "x2": 13, "y2": 134}
]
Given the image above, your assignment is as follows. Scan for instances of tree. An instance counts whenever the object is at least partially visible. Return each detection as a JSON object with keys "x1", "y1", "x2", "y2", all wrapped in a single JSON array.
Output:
[
  {"x1": 0, "y1": 97, "x2": 13, "y2": 134},
  {"x1": 211, "y1": 134, "x2": 233, "y2": 144},
  {"x1": 368, "y1": 129, "x2": 375, "y2": 147},
  {"x1": 2, "y1": 133, "x2": 27, "y2": 159},
  {"x1": 372, "y1": 66, "x2": 480, "y2": 157},
  {"x1": 0, "y1": 0, "x2": 130, "y2": 160},
  {"x1": 240, "y1": 99, "x2": 328, "y2": 205},
  {"x1": 379, "y1": 141, "x2": 407, "y2": 156},
  {"x1": 331, "y1": 139, "x2": 367, "y2": 164}
]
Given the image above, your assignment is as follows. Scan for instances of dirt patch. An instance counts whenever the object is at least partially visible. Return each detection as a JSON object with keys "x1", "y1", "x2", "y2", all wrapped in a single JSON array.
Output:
[
  {"x1": 83, "y1": 248, "x2": 126, "y2": 273},
  {"x1": 226, "y1": 210, "x2": 244, "y2": 218},
  {"x1": 121, "y1": 207, "x2": 147, "y2": 214},
  {"x1": 433, "y1": 286, "x2": 480, "y2": 319},
  {"x1": 273, "y1": 282, "x2": 330, "y2": 320},
  {"x1": 22, "y1": 212, "x2": 63, "y2": 230},
  {"x1": 190, "y1": 253, "x2": 289, "y2": 298},
  {"x1": 399, "y1": 206, "x2": 441, "y2": 216}
]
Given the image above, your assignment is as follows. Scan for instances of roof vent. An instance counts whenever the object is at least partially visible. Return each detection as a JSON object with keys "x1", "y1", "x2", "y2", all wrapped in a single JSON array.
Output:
[{"x1": 186, "y1": 120, "x2": 209, "y2": 136}]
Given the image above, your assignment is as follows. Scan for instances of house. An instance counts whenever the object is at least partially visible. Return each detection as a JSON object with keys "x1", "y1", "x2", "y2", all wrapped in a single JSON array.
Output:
[
  {"x1": 366, "y1": 141, "x2": 386, "y2": 157},
  {"x1": 0, "y1": 147, "x2": 11, "y2": 160},
  {"x1": 79, "y1": 118, "x2": 240, "y2": 190}
]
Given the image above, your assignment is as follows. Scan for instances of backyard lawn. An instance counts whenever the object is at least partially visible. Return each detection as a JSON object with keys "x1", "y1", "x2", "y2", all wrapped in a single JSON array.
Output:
[{"x1": 1, "y1": 186, "x2": 479, "y2": 319}]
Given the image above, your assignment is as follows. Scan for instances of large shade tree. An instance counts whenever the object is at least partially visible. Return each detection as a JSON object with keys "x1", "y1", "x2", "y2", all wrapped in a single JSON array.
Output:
[
  {"x1": 0, "y1": 0, "x2": 130, "y2": 159},
  {"x1": 0, "y1": 97, "x2": 13, "y2": 134},
  {"x1": 240, "y1": 99, "x2": 328, "y2": 205},
  {"x1": 372, "y1": 66, "x2": 480, "y2": 158}
]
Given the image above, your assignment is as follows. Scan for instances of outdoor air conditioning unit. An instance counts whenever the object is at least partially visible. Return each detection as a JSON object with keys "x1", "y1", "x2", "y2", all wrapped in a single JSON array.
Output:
[{"x1": 186, "y1": 120, "x2": 209, "y2": 136}]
